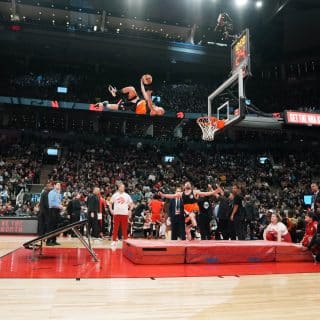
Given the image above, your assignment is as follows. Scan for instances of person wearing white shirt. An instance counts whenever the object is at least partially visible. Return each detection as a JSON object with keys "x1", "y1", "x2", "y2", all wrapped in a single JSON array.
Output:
[
  {"x1": 108, "y1": 183, "x2": 133, "y2": 247},
  {"x1": 263, "y1": 212, "x2": 292, "y2": 242}
]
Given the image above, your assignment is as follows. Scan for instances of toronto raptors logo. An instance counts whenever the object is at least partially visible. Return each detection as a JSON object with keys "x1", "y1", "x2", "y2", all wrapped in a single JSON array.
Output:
[{"x1": 117, "y1": 197, "x2": 126, "y2": 204}]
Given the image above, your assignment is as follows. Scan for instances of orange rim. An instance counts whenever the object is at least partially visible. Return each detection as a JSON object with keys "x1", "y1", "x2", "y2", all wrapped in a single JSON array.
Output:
[{"x1": 197, "y1": 117, "x2": 225, "y2": 127}]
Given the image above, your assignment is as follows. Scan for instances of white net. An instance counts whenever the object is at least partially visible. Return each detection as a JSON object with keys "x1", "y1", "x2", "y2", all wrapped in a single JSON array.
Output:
[{"x1": 196, "y1": 117, "x2": 219, "y2": 141}]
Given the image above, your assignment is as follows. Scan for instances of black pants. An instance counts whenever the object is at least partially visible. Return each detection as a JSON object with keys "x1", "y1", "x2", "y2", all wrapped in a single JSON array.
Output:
[
  {"x1": 143, "y1": 228, "x2": 151, "y2": 238},
  {"x1": 245, "y1": 220, "x2": 256, "y2": 240},
  {"x1": 198, "y1": 213, "x2": 211, "y2": 240},
  {"x1": 88, "y1": 212, "x2": 100, "y2": 238},
  {"x1": 230, "y1": 220, "x2": 246, "y2": 240},
  {"x1": 38, "y1": 211, "x2": 48, "y2": 236},
  {"x1": 171, "y1": 217, "x2": 186, "y2": 240},
  {"x1": 217, "y1": 219, "x2": 230, "y2": 240},
  {"x1": 108, "y1": 214, "x2": 113, "y2": 237},
  {"x1": 47, "y1": 208, "x2": 61, "y2": 243}
]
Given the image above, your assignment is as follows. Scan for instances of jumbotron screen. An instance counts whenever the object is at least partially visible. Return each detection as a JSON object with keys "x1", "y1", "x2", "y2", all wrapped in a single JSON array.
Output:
[{"x1": 231, "y1": 28, "x2": 251, "y2": 76}]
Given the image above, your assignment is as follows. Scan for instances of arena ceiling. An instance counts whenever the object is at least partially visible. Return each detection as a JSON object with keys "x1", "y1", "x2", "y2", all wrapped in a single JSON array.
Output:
[{"x1": 0, "y1": 0, "x2": 319, "y2": 67}]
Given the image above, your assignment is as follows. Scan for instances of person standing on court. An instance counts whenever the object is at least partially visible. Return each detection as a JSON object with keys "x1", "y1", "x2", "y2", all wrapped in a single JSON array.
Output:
[
  {"x1": 66, "y1": 192, "x2": 82, "y2": 237},
  {"x1": 149, "y1": 193, "x2": 164, "y2": 238},
  {"x1": 198, "y1": 193, "x2": 214, "y2": 240},
  {"x1": 168, "y1": 187, "x2": 186, "y2": 240},
  {"x1": 243, "y1": 195, "x2": 258, "y2": 240},
  {"x1": 68, "y1": 192, "x2": 82, "y2": 223},
  {"x1": 311, "y1": 183, "x2": 320, "y2": 213},
  {"x1": 230, "y1": 184, "x2": 246, "y2": 240},
  {"x1": 38, "y1": 183, "x2": 52, "y2": 236},
  {"x1": 47, "y1": 182, "x2": 63, "y2": 246},
  {"x1": 216, "y1": 190, "x2": 232, "y2": 240},
  {"x1": 108, "y1": 183, "x2": 133, "y2": 248},
  {"x1": 87, "y1": 187, "x2": 101, "y2": 239}
]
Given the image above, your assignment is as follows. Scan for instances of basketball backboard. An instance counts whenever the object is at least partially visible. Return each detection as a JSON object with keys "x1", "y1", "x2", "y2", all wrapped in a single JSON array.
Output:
[{"x1": 197, "y1": 30, "x2": 250, "y2": 141}]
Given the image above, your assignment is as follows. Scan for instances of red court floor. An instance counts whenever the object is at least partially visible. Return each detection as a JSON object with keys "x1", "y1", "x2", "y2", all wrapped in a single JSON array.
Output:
[{"x1": 0, "y1": 247, "x2": 319, "y2": 278}]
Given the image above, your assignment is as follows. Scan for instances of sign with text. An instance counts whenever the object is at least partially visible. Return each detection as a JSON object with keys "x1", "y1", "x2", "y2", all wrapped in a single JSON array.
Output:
[
  {"x1": 284, "y1": 111, "x2": 320, "y2": 126},
  {"x1": 0, "y1": 218, "x2": 38, "y2": 234}
]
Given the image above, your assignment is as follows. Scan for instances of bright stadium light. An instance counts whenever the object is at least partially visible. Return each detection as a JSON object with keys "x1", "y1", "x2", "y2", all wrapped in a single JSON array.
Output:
[
  {"x1": 256, "y1": 1, "x2": 263, "y2": 8},
  {"x1": 235, "y1": 0, "x2": 248, "y2": 7}
]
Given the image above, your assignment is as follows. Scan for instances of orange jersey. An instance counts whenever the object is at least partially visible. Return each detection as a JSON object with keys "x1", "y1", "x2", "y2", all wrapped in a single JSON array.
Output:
[
  {"x1": 184, "y1": 203, "x2": 200, "y2": 213},
  {"x1": 149, "y1": 199, "x2": 164, "y2": 222},
  {"x1": 135, "y1": 100, "x2": 147, "y2": 115}
]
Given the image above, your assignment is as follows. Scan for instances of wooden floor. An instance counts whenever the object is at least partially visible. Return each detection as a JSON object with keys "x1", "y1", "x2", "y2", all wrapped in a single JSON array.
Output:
[{"x1": 1, "y1": 235, "x2": 320, "y2": 320}]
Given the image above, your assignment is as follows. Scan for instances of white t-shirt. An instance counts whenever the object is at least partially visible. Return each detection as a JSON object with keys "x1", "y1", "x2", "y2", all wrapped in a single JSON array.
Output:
[
  {"x1": 266, "y1": 222, "x2": 288, "y2": 235},
  {"x1": 111, "y1": 192, "x2": 133, "y2": 215}
]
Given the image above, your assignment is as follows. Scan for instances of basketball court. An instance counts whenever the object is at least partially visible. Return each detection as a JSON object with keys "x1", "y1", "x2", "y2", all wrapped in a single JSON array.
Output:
[
  {"x1": 0, "y1": 216, "x2": 319, "y2": 319},
  {"x1": 1, "y1": 235, "x2": 320, "y2": 320}
]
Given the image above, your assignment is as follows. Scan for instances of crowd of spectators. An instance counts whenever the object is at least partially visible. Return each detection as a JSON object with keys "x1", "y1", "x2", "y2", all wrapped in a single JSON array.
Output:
[
  {"x1": 12, "y1": 73, "x2": 61, "y2": 88},
  {"x1": 158, "y1": 83, "x2": 213, "y2": 113},
  {"x1": 0, "y1": 133, "x2": 319, "y2": 243},
  {"x1": 2, "y1": 68, "x2": 320, "y2": 115},
  {"x1": 0, "y1": 144, "x2": 41, "y2": 216}
]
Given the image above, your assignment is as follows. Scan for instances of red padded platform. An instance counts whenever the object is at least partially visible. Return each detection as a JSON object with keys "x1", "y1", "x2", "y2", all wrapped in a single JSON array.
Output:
[
  {"x1": 186, "y1": 240, "x2": 276, "y2": 264},
  {"x1": 123, "y1": 240, "x2": 314, "y2": 265},
  {"x1": 274, "y1": 242, "x2": 314, "y2": 262},
  {"x1": 123, "y1": 240, "x2": 186, "y2": 264}
]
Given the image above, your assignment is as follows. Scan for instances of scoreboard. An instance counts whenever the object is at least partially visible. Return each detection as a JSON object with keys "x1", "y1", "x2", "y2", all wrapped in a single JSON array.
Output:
[{"x1": 231, "y1": 29, "x2": 251, "y2": 77}]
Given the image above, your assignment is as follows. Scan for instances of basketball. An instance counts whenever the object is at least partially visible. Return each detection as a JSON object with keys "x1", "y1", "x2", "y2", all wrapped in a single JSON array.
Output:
[
  {"x1": 216, "y1": 119, "x2": 225, "y2": 129},
  {"x1": 142, "y1": 74, "x2": 153, "y2": 85}
]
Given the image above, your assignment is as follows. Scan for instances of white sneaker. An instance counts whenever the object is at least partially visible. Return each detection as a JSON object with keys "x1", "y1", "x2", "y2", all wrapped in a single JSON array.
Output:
[{"x1": 110, "y1": 241, "x2": 117, "y2": 250}]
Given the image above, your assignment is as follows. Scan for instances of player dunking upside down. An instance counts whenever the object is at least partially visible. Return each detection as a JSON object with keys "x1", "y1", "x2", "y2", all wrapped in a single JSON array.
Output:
[
  {"x1": 159, "y1": 182, "x2": 223, "y2": 240},
  {"x1": 95, "y1": 74, "x2": 165, "y2": 116}
]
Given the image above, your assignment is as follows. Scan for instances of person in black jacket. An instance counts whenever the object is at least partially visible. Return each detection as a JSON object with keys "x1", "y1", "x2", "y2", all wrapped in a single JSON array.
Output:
[
  {"x1": 230, "y1": 184, "x2": 246, "y2": 240},
  {"x1": 66, "y1": 192, "x2": 82, "y2": 237},
  {"x1": 38, "y1": 183, "x2": 52, "y2": 236},
  {"x1": 168, "y1": 187, "x2": 186, "y2": 240},
  {"x1": 244, "y1": 195, "x2": 258, "y2": 240},
  {"x1": 67, "y1": 192, "x2": 82, "y2": 223},
  {"x1": 87, "y1": 187, "x2": 101, "y2": 238},
  {"x1": 216, "y1": 191, "x2": 232, "y2": 240},
  {"x1": 198, "y1": 195, "x2": 213, "y2": 240}
]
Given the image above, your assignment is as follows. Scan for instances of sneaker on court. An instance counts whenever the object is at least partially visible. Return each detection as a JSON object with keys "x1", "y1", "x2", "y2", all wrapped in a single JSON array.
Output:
[{"x1": 110, "y1": 241, "x2": 117, "y2": 250}]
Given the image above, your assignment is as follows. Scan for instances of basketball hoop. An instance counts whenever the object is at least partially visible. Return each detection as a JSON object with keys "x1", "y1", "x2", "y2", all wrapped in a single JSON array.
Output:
[{"x1": 197, "y1": 116, "x2": 225, "y2": 141}]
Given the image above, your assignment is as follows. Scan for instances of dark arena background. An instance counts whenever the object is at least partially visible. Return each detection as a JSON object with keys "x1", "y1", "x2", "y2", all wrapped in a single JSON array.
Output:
[{"x1": 0, "y1": 1, "x2": 320, "y2": 319}]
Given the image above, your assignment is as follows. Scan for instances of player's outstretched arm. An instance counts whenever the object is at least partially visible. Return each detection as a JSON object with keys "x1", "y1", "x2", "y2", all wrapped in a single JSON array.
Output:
[
  {"x1": 141, "y1": 77, "x2": 154, "y2": 113},
  {"x1": 158, "y1": 191, "x2": 181, "y2": 199},
  {"x1": 196, "y1": 185, "x2": 223, "y2": 198}
]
